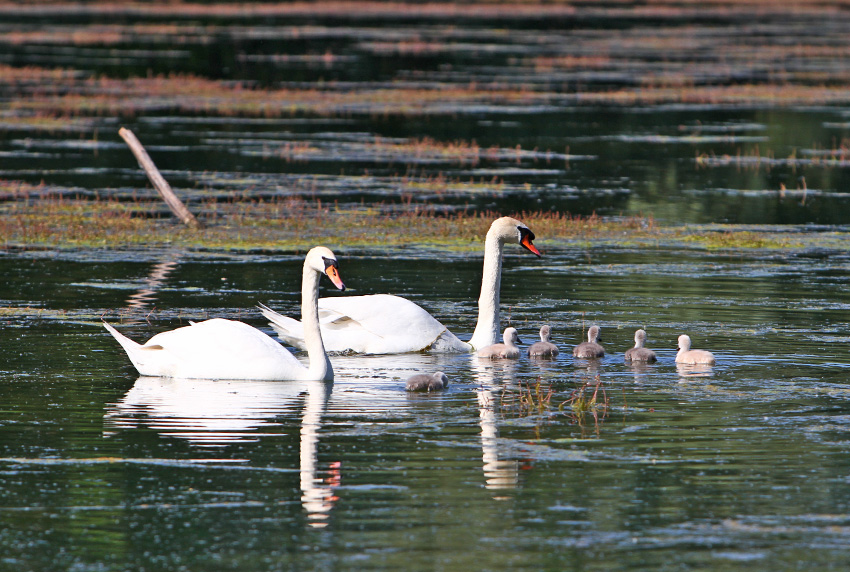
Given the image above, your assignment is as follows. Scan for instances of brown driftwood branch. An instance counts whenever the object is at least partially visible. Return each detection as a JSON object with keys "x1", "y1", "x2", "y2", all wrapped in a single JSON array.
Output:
[{"x1": 118, "y1": 127, "x2": 203, "y2": 229}]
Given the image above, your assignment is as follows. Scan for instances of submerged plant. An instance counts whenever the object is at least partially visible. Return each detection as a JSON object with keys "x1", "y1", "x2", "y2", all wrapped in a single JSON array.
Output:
[
  {"x1": 561, "y1": 377, "x2": 610, "y2": 431},
  {"x1": 499, "y1": 377, "x2": 554, "y2": 419}
]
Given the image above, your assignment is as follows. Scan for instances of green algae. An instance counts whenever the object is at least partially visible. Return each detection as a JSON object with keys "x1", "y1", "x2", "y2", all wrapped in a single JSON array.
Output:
[{"x1": 3, "y1": 193, "x2": 847, "y2": 256}]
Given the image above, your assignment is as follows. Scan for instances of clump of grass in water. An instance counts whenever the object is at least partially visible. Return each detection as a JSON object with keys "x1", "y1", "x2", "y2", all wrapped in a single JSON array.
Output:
[
  {"x1": 561, "y1": 377, "x2": 610, "y2": 427},
  {"x1": 499, "y1": 377, "x2": 553, "y2": 419}
]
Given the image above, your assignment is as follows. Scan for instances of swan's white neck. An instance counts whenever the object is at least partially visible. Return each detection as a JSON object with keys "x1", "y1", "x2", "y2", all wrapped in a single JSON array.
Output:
[
  {"x1": 302, "y1": 263, "x2": 333, "y2": 381},
  {"x1": 468, "y1": 232, "x2": 504, "y2": 350}
]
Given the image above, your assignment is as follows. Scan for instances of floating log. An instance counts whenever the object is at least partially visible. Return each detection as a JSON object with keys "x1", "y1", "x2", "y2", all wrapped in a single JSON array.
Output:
[{"x1": 118, "y1": 127, "x2": 203, "y2": 229}]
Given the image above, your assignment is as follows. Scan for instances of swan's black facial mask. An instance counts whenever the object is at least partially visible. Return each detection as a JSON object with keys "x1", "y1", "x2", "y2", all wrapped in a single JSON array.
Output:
[
  {"x1": 322, "y1": 257, "x2": 346, "y2": 291},
  {"x1": 518, "y1": 227, "x2": 541, "y2": 257}
]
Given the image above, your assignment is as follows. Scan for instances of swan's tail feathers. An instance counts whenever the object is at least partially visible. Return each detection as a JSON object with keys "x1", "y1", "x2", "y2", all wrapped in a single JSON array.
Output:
[
  {"x1": 257, "y1": 303, "x2": 308, "y2": 350},
  {"x1": 103, "y1": 321, "x2": 142, "y2": 354},
  {"x1": 103, "y1": 321, "x2": 169, "y2": 376}
]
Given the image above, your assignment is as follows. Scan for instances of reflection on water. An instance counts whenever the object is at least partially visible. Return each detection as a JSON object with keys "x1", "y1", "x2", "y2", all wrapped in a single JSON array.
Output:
[
  {"x1": 477, "y1": 389, "x2": 519, "y2": 491},
  {"x1": 676, "y1": 363, "x2": 715, "y2": 379},
  {"x1": 299, "y1": 380, "x2": 339, "y2": 528},
  {"x1": 472, "y1": 357, "x2": 520, "y2": 490},
  {"x1": 628, "y1": 361, "x2": 654, "y2": 383},
  {"x1": 105, "y1": 376, "x2": 339, "y2": 525},
  {"x1": 104, "y1": 376, "x2": 304, "y2": 445},
  {"x1": 123, "y1": 258, "x2": 179, "y2": 322}
]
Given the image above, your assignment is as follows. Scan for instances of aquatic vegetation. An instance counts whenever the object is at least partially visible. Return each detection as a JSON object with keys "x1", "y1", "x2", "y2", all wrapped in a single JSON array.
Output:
[
  {"x1": 499, "y1": 377, "x2": 554, "y2": 420},
  {"x1": 561, "y1": 378, "x2": 612, "y2": 435},
  {"x1": 679, "y1": 230, "x2": 792, "y2": 250},
  {"x1": 1, "y1": 188, "x2": 849, "y2": 253}
]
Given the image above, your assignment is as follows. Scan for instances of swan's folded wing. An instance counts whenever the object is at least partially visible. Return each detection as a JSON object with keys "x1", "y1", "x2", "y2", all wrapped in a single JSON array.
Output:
[
  {"x1": 316, "y1": 294, "x2": 455, "y2": 354},
  {"x1": 147, "y1": 319, "x2": 302, "y2": 379},
  {"x1": 261, "y1": 295, "x2": 469, "y2": 354}
]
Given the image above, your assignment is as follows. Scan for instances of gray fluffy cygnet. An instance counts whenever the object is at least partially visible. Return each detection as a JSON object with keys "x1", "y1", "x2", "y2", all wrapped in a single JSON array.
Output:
[
  {"x1": 573, "y1": 325, "x2": 604, "y2": 358},
  {"x1": 405, "y1": 371, "x2": 449, "y2": 392},
  {"x1": 624, "y1": 329, "x2": 657, "y2": 363}
]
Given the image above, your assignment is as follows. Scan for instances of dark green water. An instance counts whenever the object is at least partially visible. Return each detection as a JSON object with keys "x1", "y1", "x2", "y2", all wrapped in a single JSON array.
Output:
[{"x1": 2, "y1": 246, "x2": 850, "y2": 571}]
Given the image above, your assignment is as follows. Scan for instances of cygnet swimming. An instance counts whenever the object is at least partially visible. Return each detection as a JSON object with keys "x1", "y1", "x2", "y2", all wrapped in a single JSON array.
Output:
[
  {"x1": 528, "y1": 325, "x2": 559, "y2": 358},
  {"x1": 477, "y1": 327, "x2": 522, "y2": 359},
  {"x1": 675, "y1": 334, "x2": 715, "y2": 365},
  {"x1": 405, "y1": 371, "x2": 449, "y2": 392},
  {"x1": 573, "y1": 325, "x2": 604, "y2": 358},
  {"x1": 624, "y1": 329, "x2": 657, "y2": 363}
]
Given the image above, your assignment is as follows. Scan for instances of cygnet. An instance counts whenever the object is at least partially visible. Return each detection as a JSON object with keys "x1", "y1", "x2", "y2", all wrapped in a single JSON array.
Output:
[
  {"x1": 624, "y1": 329, "x2": 657, "y2": 363},
  {"x1": 477, "y1": 327, "x2": 522, "y2": 359},
  {"x1": 573, "y1": 325, "x2": 604, "y2": 358}
]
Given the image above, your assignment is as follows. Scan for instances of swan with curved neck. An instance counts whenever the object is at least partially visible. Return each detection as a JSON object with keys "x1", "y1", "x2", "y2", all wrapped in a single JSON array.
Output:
[
  {"x1": 260, "y1": 217, "x2": 541, "y2": 354},
  {"x1": 104, "y1": 246, "x2": 345, "y2": 381}
]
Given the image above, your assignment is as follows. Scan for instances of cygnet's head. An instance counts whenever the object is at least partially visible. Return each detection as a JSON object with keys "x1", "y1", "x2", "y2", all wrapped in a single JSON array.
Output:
[
  {"x1": 588, "y1": 325, "x2": 601, "y2": 343},
  {"x1": 433, "y1": 371, "x2": 449, "y2": 387},
  {"x1": 677, "y1": 334, "x2": 691, "y2": 351},
  {"x1": 539, "y1": 325, "x2": 552, "y2": 341},
  {"x1": 503, "y1": 327, "x2": 521, "y2": 345},
  {"x1": 635, "y1": 329, "x2": 647, "y2": 345}
]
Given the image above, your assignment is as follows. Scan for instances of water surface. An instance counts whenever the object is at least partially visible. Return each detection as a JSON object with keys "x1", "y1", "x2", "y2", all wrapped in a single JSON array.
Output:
[{"x1": 2, "y1": 246, "x2": 850, "y2": 571}]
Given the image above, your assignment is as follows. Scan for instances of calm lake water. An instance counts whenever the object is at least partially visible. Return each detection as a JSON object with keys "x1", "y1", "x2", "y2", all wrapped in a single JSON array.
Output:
[
  {"x1": 2, "y1": 246, "x2": 850, "y2": 571},
  {"x1": 3, "y1": 3, "x2": 850, "y2": 571}
]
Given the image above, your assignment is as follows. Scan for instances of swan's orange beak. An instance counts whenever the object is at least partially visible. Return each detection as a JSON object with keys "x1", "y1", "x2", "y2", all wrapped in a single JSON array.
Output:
[
  {"x1": 325, "y1": 264, "x2": 346, "y2": 291},
  {"x1": 519, "y1": 228, "x2": 542, "y2": 257}
]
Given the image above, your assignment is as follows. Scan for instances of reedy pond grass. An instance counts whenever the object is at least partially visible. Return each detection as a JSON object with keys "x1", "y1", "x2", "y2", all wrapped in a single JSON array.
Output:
[{"x1": 0, "y1": 190, "x2": 845, "y2": 253}]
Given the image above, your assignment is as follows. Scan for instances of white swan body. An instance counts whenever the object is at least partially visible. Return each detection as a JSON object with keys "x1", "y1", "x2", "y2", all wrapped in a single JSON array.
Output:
[
  {"x1": 675, "y1": 334, "x2": 715, "y2": 365},
  {"x1": 624, "y1": 329, "x2": 657, "y2": 363},
  {"x1": 477, "y1": 327, "x2": 523, "y2": 359},
  {"x1": 260, "y1": 294, "x2": 469, "y2": 355},
  {"x1": 528, "y1": 325, "x2": 559, "y2": 357},
  {"x1": 261, "y1": 217, "x2": 541, "y2": 354},
  {"x1": 104, "y1": 246, "x2": 345, "y2": 381}
]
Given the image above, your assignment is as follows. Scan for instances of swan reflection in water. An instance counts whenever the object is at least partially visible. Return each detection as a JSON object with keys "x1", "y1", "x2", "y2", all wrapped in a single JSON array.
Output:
[
  {"x1": 104, "y1": 377, "x2": 339, "y2": 527},
  {"x1": 472, "y1": 357, "x2": 520, "y2": 491},
  {"x1": 676, "y1": 362, "x2": 715, "y2": 380},
  {"x1": 628, "y1": 361, "x2": 653, "y2": 384},
  {"x1": 123, "y1": 258, "x2": 180, "y2": 321}
]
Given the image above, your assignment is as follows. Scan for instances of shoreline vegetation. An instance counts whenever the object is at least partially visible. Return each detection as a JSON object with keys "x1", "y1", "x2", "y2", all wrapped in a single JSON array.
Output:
[{"x1": 1, "y1": 186, "x2": 846, "y2": 254}]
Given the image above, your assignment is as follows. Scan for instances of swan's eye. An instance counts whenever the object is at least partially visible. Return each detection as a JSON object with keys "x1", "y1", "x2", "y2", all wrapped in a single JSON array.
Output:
[
  {"x1": 517, "y1": 227, "x2": 541, "y2": 257},
  {"x1": 518, "y1": 226, "x2": 536, "y2": 242},
  {"x1": 322, "y1": 257, "x2": 346, "y2": 291}
]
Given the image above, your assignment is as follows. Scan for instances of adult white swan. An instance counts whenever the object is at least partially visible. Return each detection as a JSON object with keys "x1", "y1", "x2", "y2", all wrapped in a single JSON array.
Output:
[
  {"x1": 103, "y1": 246, "x2": 346, "y2": 381},
  {"x1": 260, "y1": 216, "x2": 541, "y2": 354}
]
